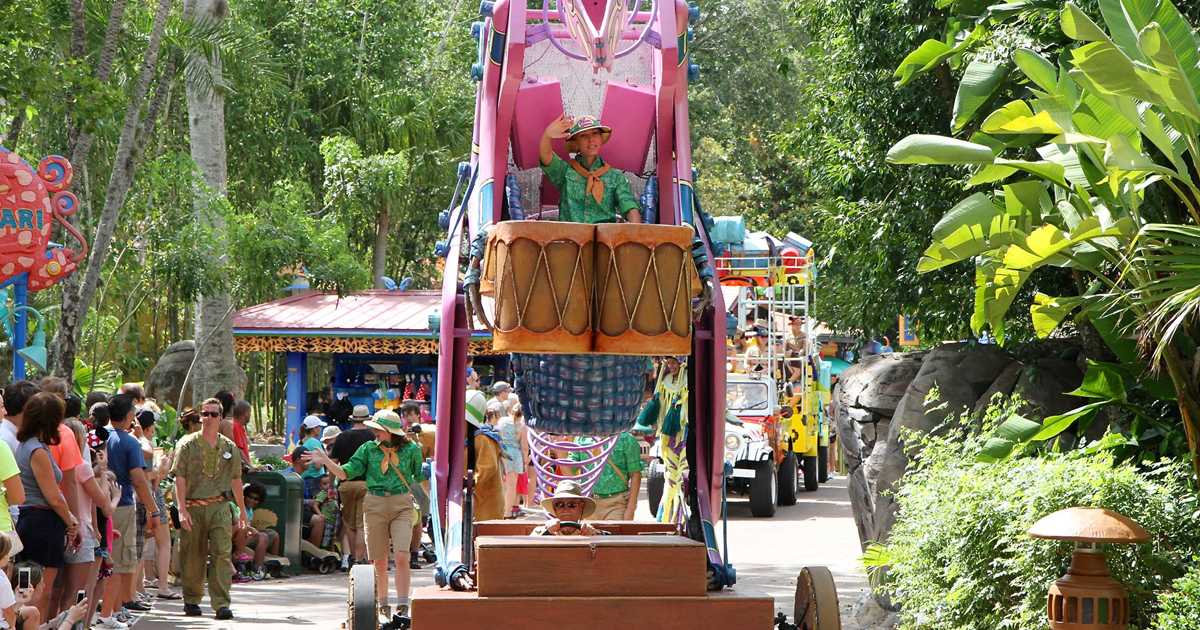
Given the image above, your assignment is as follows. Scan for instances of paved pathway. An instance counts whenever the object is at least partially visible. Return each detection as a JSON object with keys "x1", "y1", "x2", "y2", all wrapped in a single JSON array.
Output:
[{"x1": 135, "y1": 476, "x2": 865, "y2": 629}]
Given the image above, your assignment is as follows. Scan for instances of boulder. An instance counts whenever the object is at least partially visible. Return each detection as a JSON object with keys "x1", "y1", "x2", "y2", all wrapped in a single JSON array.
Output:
[
  {"x1": 145, "y1": 341, "x2": 196, "y2": 408},
  {"x1": 832, "y1": 352, "x2": 925, "y2": 550},
  {"x1": 863, "y1": 343, "x2": 1015, "y2": 552}
]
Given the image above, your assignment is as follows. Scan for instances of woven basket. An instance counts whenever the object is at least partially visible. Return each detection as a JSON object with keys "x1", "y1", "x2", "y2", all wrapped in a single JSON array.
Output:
[{"x1": 512, "y1": 353, "x2": 650, "y2": 436}]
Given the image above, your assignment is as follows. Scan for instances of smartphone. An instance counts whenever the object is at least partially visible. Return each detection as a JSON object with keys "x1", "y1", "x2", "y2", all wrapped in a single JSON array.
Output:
[
  {"x1": 76, "y1": 589, "x2": 86, "y2": 604},
  {"x1": 17, "y1": 567, "x2": 29, "y2": 590}
]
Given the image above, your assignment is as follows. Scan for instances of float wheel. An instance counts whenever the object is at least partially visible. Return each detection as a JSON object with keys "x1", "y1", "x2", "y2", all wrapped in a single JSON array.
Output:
[
  {"x1": 348, "y1": 564, "x2": 377, "y2": 630},
  {"x1": 794, "y1": 565, "x2": 841, "y2": 630}
]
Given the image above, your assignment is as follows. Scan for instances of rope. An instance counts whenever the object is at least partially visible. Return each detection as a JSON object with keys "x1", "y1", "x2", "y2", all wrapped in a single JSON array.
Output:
[{"x1": 528, "y1": 430, "x2": 618, "y2": 502}]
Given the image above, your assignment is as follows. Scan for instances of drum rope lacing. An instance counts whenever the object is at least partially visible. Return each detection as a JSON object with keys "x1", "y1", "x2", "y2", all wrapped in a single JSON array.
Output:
[
  {"x1": 493, "y1": 236, "x2": 591, "y2": 334},
  {"x1": 597, "y1": 243, "x2": 694, "y2": 337}
]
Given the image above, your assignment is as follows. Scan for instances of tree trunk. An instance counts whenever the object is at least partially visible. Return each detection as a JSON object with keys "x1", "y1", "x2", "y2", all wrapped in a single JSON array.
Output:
[
  {"x1": 1162, "y1": 345, "x2": 1200, "y2": 481},
  {"x1": 373, "y1": 204, "x2": 390, "y2": 288},
  {"x1": 185, "y1": 0, "x2": 241, "y2": 404},
  {"x1": 49, "y1": 0, "x2": 170, "y2": 381}
]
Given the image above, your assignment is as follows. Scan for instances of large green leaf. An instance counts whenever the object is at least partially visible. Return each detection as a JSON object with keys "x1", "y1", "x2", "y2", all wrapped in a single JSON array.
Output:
[
  {"x1": 895, "y1": 40, "x2": 952, "y2": 87},
  {"x1": 1030, "y1": 292, "x2": 1083, "y2": 337},
  {"x1": 1062, "y1": 2, "x2": 1111, "y2": 42},
  {"x1": 1003, "y1": 216, "x2": 1135, "y2": 270},
  {"x1": 952, "y1": 60, "x2": 1008, "y2": 132},
  {"x1": 976, "y1": 414, "x2": 1043, "y2": 462},
  {"x1": 1070, "y1": 41, "x2": 1164, "y2": 106},
  {"x1": 886, "y1": 134, "x2": 996, "y2": 164},
  {"x1": 1013, "y1": 48, "x2": 1057, "y2": 92},
  {"x1": 1031, "y1": 401, "x2": 1108, "y2": 441},
  {"x1": 918, "y1": 193, "x2": 1015, "y2": 272},
  {"x1": 983, "y1": 110, "x2": 1064, "y2": 135},
  {"x1": 1069, "y1": 360, "x2": 1128, "y2": 401},
  {"x1": 1151, "y1": 0, "x2": 1200, "y2": 96},
  {"x1": 1098, "y1": 0, "x2": 1150, "y2": 61},
  {"x1": 993, "y1": 158, "x2": 1068, "y2": 188},
  {"x1": 1104, "y1": 133, "x2": 1177, "y2": 176},
  {"x1": 1136, "y1": 23, "x2": 1200, "y2": 121},
  {"x1": 972, "y1": 257, "x2": 1029, "y2": 341}
]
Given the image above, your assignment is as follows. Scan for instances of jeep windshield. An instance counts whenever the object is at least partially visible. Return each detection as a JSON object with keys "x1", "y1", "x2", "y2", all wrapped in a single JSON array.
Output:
[{"x1": 726, "y1": 381, "x2": 770, "y2": 413}]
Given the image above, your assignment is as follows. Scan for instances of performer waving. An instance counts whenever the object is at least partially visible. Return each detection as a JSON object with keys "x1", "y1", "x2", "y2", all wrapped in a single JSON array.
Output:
[{"x1": 540, "y1": 114, "x2": 642, "y2": 224}]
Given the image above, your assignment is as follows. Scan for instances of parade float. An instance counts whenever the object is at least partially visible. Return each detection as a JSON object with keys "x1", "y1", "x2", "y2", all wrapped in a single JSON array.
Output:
[{"x1": 344, "y1": 1, "x2": 842, "y2": 629}]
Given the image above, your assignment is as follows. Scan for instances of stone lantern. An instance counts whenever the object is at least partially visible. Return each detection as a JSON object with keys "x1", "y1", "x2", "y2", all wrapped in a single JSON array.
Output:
[{"x1": 1028, "y1": 507, "x2": 1149, "y2": 629}]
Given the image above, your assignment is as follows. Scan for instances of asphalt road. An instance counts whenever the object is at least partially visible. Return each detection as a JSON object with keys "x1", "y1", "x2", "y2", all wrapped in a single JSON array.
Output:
[{"x1": 135, "y1": 476, "x2": 865, "y2": 629}]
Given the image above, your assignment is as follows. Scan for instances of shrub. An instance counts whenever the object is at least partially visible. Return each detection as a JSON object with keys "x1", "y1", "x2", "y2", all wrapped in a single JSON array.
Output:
[
  {"x1": 870, "y1": 412, "x2": 1200, "y2": 630},
  {"x1": 1154, "y1": 561, "x2": 1200, "y2": 630}
]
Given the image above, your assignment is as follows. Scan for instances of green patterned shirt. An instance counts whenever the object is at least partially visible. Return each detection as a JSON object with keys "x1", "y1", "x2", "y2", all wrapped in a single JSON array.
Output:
[
  {"x1": 571, "y1": 432, "x2": 643, "y2": 497},
  {"x1": 541, "y1": 155, "x2": 640, "y2": 224},
  {"x1": 341, "y1": 440, "x2": 423, "y2": 496}
]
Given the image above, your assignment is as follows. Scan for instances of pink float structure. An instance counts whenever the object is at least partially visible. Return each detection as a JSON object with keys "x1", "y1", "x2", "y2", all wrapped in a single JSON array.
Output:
[
  {"x1": 0, "y1": 147, "x2": 87, "y2": 379},
  {"x1": 428, "y1": 0, "x2": 730, "y2": 588}
]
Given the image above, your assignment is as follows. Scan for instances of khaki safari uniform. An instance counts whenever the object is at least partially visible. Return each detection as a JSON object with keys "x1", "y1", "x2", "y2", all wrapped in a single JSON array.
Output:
[
  {"x1": 341, "y1": 439, "x2": 423, "y2": 561},
  {"x1": 541, "y1": 155, "x2": 639, "y2": 224},
  {"x1": 573, "y1": 432, "x2": 641, "y2": 520},
  {"x1": 172, "y1": 432, "x2": 242, "y2": 610},
  {"x1": 472, "y1": 432, "x2": 505, "y2": 522}
]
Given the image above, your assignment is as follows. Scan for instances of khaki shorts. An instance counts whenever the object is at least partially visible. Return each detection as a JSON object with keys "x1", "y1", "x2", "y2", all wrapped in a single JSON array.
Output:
[
  {"x1": 592, "y1": 491, "x2": 630, "y2": 520},
  {"x1": 362, "y1": 493, "x2": 414, "y2": 562},
  {"x1": 111, "y1": 505, "x2": 138, "y2": 573},
  {"x1": 339, "y1": 480, "x2": 367, "y2": 532}
]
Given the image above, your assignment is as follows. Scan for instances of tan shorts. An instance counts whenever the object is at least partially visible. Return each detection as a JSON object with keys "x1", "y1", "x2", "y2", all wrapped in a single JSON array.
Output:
[
  {"x1": 111, "y1": 505, "x2": 138, "y2": 574},
  {"x1": 339, "y1": 480, "x2": 367, "y2": 532},
  {"x1": 592, "y1": 491, "x2": 630, "y2": 520},
  {"x1": 362, "y1": 493, "x2": 414, "y2": 562}
]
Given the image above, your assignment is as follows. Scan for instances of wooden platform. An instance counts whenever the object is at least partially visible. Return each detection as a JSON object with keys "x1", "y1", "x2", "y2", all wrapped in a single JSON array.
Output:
[
  {"x1": 475, "y1": 535, "x2": 706, "y2": 597},
  {"x1": 473, "y1": 519, "x2": 678, "y2": 537},
  {"x1": 411, "y1": 587, "x2": 775, "y2": 630}
]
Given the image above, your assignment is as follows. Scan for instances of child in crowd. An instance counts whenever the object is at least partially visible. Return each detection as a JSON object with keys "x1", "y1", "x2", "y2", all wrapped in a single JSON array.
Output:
[
  {"x1": 312, "y1": 476, "x2": 340, "y2": 550},
  {"x1": 0, "y1": 537, "x2": 39, "y2": 629},
  {"x1": 6, "y1": 561, "x2": 88, "y2": 630}
]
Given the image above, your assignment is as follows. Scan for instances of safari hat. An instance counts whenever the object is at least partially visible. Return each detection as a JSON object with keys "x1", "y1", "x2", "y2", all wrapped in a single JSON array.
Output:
[
  {"x1": 321, "y1": 425, "x2": 342, "y2": 443},
  {"x1": 491, "y1": 381, "x2": 511, "y2": 394},
  {"x1": 364, "y1": 409, "x2": 406, "y2": 436},
  {"x1": 465, "y1": 389, "x2": 488, "y2": 428},
  {"x1": 565, "y1": 115, "x2": 612, "y2": 152},
  {"x1": 540, "y1": 480, "x2": 596, "y2": 518},
  {"x1": 351, "y1": 404, "x2": 371, "y2": 420}
]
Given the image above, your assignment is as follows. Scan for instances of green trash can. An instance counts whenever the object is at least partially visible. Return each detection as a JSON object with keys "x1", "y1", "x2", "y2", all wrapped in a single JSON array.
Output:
[{"x1": 247, "y1": 470, "x2": 303, "y2": 576}]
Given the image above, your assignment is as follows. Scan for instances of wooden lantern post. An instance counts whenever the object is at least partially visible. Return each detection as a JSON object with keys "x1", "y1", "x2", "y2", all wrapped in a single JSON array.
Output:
[{"x1": 1028, "y1": 507, "x2": 1149, "y2": 630}]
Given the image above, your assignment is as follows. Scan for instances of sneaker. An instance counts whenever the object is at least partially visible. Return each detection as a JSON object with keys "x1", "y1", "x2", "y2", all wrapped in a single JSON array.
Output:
[
  {"x1": 378, "y1": 604, "x2": 391, "y2": 620},
  {"x1": 183, "y1": 603, "x2": 203, "y2": 617},
  {"x1": 409, "y1": 551, "x2": 422, "y2": 569},
  {"x1": 95, "y1": 616, "x2": 130, "y2": 629},
  {"x1": 215, "y1": 607, "x2": 234, "y2": 620},
  {"x1": 116, "y1": 610, "x2": 139, "y2": 625},
  {"x1": 252, "y1": 568, "x2": 266, "y2": 581},
  {"x1": 124, "y1": 600, "x2": 152, "y2": 612}
]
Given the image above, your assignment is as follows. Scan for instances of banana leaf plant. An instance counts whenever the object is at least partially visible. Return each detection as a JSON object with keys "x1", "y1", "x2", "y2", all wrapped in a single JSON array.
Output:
[{"x1": 887, "y1": 0, "x2": 1200, "y2": 478}]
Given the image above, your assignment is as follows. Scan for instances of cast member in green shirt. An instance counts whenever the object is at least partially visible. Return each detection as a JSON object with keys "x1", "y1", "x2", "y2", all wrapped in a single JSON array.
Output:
[
  {"x1": 305, "y1": 410, "x2": 424, "y2": 626},
  {"x1": 540, "y1": 114, "x2": 642, "y2": 225},
  {"x1": 571, "y1": 431, "x2": 642, "y2": 520}
]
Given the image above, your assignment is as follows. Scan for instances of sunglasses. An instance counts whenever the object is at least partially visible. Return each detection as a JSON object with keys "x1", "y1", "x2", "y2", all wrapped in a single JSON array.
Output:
[
  {"x1": 552, "y1": 500, "x2": 581, "y2": 510},
  {"x1": 200, "y1": 411, "x2": 221, "y2": 418}
]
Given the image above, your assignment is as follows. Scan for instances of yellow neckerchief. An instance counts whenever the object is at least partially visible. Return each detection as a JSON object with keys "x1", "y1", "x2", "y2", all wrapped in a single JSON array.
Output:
[
  {"x1": 568, "y1": 157, "x2": 610, "y2": 203},
  {"x1": 378, "y1": 442, "x2": 401, "y2": 474}
]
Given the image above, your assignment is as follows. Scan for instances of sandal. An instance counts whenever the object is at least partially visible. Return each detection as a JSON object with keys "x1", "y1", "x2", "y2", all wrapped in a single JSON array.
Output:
[{"x1": 157, "y1": 590, "x2": 183, "y2": 600}]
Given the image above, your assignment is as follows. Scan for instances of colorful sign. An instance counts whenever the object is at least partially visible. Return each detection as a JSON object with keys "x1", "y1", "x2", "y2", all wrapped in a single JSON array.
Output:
[
  {"x1": 898, "y1": 315, "x2": 919, "y2": 347},
  {"x1": 0, "y1": 148, "x2": 87, "y2": 290}
]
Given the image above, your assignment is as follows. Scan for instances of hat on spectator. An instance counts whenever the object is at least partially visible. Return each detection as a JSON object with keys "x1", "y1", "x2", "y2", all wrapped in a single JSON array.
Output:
[
  {"x1": 301, "y1": 415, "x2": 326, "y2": 430},
  {"x1": 351, "y1": 404, "x2": 371, "y2": 420},
  {"x1": 321, "y1": 425, "x2": 342, "y2": 443},
  {"x1": 364, "y1": 410, "x2": 405, "y2": 436},
  {"x1": 540, "y1": 480, "x2": 596, "y2": 518},
  {"x1": 465, "y1": 389, "x2": 487, "y2": 428},
  {"x1": 491, "y1": 381, "x2": 511, "y2": 394}
]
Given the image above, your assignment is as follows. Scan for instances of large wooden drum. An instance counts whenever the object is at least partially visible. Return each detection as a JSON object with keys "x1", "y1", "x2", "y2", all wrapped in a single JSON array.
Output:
[
  {"x1": 594, "y1": 223, "x2": 698, "y2": 355},
  {"x1": 484, "y1": 221, "x2": 594, "y2": 353}
]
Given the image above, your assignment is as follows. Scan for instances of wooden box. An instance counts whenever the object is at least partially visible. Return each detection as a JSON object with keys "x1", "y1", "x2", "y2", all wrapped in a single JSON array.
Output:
[
  {"x1": 475, "y1": 535, "x2": 706, "y2": 598},
  {"x1": 473, "y1": 520, "x2": 678, "y2": 537}
]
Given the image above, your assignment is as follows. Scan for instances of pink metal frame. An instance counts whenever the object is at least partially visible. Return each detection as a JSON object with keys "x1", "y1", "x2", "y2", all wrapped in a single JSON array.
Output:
[{"x1": 435, "y1": 0, "x2": 726, "y2": 574}]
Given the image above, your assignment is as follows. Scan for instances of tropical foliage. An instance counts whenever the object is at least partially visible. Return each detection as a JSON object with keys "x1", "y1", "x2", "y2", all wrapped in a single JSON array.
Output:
[
  {"x1": 867, "y1": 402, "x2": 1200, "y2": 630},
  {"x1": 887, "y1": 0, "x2": 1200, "y2": 473}
]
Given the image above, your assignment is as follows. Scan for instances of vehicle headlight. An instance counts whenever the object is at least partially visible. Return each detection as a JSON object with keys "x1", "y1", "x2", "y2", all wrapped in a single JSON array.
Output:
[{"x1": 725, "y1": 434, "x2": 742, "y2": 452}]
